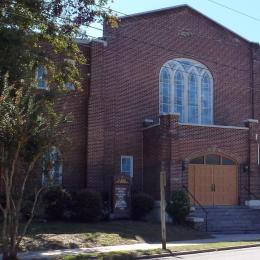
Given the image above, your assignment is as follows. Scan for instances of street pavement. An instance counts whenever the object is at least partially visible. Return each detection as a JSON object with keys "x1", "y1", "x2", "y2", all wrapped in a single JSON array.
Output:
[{"x1": 151, "y1": 247, "x2": 260, "y2": 260}]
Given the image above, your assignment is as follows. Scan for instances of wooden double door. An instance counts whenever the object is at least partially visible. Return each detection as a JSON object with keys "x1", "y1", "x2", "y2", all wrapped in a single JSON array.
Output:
[{"x1": 188, "y1": 164, "x2": 238, "y2": 206}]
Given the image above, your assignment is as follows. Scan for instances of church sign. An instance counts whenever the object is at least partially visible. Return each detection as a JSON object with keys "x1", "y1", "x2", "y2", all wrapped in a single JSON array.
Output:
[{"x1": 113, "y1": 175, "x2": 131, "y2": 218}]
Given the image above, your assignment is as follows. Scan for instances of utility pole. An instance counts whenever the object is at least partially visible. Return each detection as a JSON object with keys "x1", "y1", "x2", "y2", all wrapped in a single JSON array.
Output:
[{"x1": 160, "y1": 161, "x2": 167, "y2": 250}]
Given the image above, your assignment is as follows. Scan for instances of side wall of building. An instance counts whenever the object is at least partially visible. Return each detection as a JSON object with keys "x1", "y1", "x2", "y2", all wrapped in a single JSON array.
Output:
[{"x1": 55, "y1": 44, "x2": 90, "y2": 190}]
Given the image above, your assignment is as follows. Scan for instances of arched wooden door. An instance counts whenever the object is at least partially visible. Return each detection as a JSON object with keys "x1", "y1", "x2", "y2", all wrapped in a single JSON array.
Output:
[{"x1": 188, "y1": 154, "x2": 238, "y2": 206}]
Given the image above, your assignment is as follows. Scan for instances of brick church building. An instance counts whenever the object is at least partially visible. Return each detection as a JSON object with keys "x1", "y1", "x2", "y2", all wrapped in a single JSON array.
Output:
[{"x1": 54, "y1": 5, "x2": 260, "y2": 209}]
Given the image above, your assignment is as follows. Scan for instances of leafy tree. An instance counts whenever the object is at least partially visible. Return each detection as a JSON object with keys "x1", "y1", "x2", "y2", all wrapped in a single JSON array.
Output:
[{"x1": 0, "y1": 1, "x2": 117, "y2": 259}]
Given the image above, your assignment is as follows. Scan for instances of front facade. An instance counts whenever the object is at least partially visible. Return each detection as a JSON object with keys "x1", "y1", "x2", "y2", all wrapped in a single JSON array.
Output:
[{"x1": 58, "y1": 5, "x2": 260, "y2": 207}]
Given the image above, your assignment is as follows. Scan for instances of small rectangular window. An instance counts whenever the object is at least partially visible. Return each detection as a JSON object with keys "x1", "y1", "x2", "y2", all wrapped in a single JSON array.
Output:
[{"x1": 121, "y1": 156, "x2": 133, "y2": 177}]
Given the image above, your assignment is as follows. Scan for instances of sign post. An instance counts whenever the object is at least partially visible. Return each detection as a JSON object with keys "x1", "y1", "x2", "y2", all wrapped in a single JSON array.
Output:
[{"x1": 160, "y1": 161, "x2": 167, "y2": 250}]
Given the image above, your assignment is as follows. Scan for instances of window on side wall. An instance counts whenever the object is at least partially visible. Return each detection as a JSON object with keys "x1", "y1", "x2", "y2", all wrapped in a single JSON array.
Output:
[
  {"x1": 36, "y1": 66, "x2": 47, "y2": 89},
  {"x1": 64, "y1": 58, "x2": 75, "y2": 90},
  {"x1": 42, "y1": 147, "x2": 63, "y2": 186},
  {"x1": 121, "y1": 156, "x2": 133, "y2": 178}
]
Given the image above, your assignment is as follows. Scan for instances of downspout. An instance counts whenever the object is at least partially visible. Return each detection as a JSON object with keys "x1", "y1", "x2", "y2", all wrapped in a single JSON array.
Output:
[{"x1": 250, "y1": 43, "x2": 255, "y2": 119}]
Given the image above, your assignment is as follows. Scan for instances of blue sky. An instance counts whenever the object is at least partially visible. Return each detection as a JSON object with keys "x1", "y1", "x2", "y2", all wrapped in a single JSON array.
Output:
[{"x1": 89, "y1": 0, "x2": 260, "y2": 43}]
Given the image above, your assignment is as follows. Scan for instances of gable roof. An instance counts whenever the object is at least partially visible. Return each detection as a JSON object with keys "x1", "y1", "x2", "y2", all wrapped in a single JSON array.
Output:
[{"x1": 120, "y1": 4, "x2": 257, "y2": 44}]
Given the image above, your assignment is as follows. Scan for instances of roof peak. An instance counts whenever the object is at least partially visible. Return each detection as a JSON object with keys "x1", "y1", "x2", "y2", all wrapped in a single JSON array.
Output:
[
  {"x1": 120, "y1": 4, "x2": 258, "y2": 44},
  {"x1": 120, "y1": 4, "x2": 190, "y2": 20}
]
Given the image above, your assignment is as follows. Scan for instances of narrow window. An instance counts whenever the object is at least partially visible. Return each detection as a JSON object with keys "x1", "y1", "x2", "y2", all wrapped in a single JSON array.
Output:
[
  {"x1": 36, "y1": 66, "x2": 47, "y2": 89},
  {"x1": 188, "y1": 73, "x2": 198, "y2": 123},
  {"x1": 174, "y1": 71, "x2": 184, "y2": 122},
  {"x1": 159, "y1": 68, "x2": 170, "y2": 113},
  {"x1": 42, "y1": 147, "x2": 62, "y2": 186},
  {"x1": 121, "y1": 156, "x2": 133, "y2": 177},
  {"x1": 201, "y1": 73, "x2": 212, "y2": 124},
  {"x1": 64, "y1": 59, "x2": 75, "y2": 90}
]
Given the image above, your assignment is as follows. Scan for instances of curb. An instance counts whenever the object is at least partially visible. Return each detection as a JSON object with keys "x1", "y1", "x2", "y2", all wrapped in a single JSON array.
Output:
[{"x1": 137, "y1": 243, "x2": 260, "y2": 259}]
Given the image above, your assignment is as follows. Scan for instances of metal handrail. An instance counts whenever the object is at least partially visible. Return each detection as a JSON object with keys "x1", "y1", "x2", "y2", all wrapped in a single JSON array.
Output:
[
  {"x1": 182, "y1": 185, "x2": 208, "y2": 232},
  {"x1": 243, "y1": 185, "x2": 260, "y2": 200}
]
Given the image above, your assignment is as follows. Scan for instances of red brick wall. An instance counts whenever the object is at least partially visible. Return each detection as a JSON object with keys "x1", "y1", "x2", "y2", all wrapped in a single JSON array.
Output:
[
  {"x1": 55, "y1": 44, "x2": 90, "y2": 190},
  {"x1": 87, "y1": 42, "x2": 106, "y2": 191},
  {"x1": 252, "y1": 44, "x2": 260, "y2": 121},
  {"x1": 88, "y1": 6, "x2": 259, "y2": 198}
]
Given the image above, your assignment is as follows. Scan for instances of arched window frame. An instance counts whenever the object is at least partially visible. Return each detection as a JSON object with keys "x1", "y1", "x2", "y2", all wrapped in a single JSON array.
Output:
[
  {"x1": 159, "y1": 58, "x2": 214, "y2": 125},
  {"x1": 187, "y1": 67, "x2": 199, "y2": 124},
  {"x1": 172, "y1": 65, "x2": 185, "y2": 121},
  {"x1": 201, "y1": 71, "x2": 214, "y2": 124},
  {"x1": 159, "y1": 66, "x2": 171, "y2": 114}
]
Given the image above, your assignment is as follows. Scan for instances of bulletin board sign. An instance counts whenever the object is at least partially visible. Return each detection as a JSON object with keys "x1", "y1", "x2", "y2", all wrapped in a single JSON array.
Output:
[{"x1": 113, "y1": 175, "x2": 131, "y2": 218}]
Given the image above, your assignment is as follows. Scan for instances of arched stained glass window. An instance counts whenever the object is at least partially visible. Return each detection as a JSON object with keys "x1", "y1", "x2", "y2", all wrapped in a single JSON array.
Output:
[
  {"x1": 188, "y1": 73, "x2": 198, "y2": 123},
  {"x1": 159, "y1": 68, "x2": 170, "y2": 114},
  {"x1": 174, "y1": 71, "x2": 184, "y2": 122},
  {"x1": 159, "y1": 58, "x2": 213, "y2": 124},
  {"x1": 42, "y1": 147, "x2": 62, "y2": 186}
]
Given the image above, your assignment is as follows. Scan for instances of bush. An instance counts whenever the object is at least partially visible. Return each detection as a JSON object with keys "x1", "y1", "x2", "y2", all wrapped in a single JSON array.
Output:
[
  {"x1": 42, "y1": 186, "x2": 72, "y2": 221},
  {"x1": 72, "y1": 189, "x2": 102, "y2": 222},
  {"x1": 166, "y1": 190, "x2": 190, "y2": 224},
  {"x1": 131, "y1": 192, "x2": 154, "y2": 220}
]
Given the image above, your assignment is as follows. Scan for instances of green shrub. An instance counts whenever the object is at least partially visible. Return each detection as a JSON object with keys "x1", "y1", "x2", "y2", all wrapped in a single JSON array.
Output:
[
  {"x1": 131, "y1": 192, "x2": 154, "y2": 220},
  {"x1": 72, "y1": 189, "x2": 102, "y2": 222},
  {"x1": 166, "y1": 190, "x2": 190, "y2": 224},
  {"x1": 42, "y1": 186, "x2": 72, "y2": 221}
]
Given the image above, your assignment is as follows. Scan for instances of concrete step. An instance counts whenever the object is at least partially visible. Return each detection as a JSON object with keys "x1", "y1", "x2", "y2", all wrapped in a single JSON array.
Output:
[{"x1": 189, "y1": 206, "x2": 260, "y2": 233}]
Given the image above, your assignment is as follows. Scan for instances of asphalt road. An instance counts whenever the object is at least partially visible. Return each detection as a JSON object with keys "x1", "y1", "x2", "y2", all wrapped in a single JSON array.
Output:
[{"x1": 151, "y1": 247, "x2": 260, "y2": 260}]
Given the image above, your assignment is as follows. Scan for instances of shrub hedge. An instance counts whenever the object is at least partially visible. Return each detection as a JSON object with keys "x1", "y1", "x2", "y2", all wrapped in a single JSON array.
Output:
[
  {"x1": 131, "y1": 192, "x2": 154, "y2": 220},
  {"x1": 166, "y1": 190, "x2": 190, "y2": 224}
]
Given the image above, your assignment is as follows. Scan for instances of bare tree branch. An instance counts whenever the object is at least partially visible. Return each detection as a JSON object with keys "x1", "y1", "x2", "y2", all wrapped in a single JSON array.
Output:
[{"x1": 16, "y1": 186, "x2": 46, "y2": 248}]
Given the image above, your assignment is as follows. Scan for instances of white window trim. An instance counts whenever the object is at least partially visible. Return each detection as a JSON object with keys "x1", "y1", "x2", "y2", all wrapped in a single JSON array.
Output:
[
  {"x1": 120, "y1": 155, "x2": 133, "y2": 178},
  {"x1": 159, "y1": 58, "x2": 214, "y2": 125}
]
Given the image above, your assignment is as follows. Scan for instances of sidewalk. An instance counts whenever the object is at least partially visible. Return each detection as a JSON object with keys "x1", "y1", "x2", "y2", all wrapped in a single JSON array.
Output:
[{"x1": 9, "y1": 233, "x2": 260, "y2": 260}]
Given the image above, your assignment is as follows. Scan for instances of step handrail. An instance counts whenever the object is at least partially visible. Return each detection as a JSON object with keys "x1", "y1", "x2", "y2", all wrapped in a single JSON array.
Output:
[
  {"x1": 182, "y1": 185, "x2": 208, "y2": 232},
  {"x1": 243, "y1": 185, "x2": 260, "y2": 200}
]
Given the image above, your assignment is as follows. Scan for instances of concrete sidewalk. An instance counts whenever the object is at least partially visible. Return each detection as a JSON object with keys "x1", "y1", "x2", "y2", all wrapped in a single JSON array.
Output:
[{"x1": 7, "y1": 233, "x2": 260, "y2": 260}]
